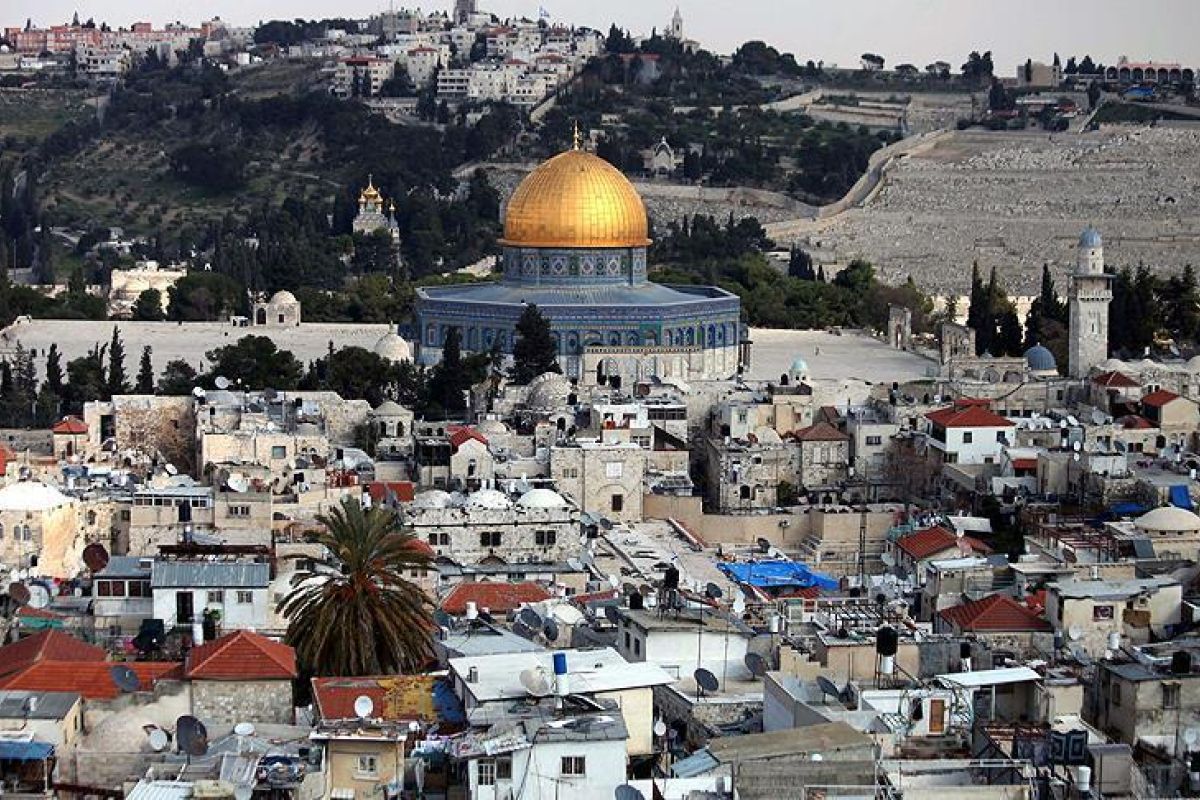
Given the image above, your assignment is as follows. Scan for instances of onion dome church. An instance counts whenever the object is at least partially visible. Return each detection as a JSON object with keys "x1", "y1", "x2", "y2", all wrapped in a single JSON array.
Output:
[
  {"x1": 352, "y1": 176, "x2": 400, "y2": 243},
  {"x1": 414, "y1": 137, "x2": 744, "y2": 385}
]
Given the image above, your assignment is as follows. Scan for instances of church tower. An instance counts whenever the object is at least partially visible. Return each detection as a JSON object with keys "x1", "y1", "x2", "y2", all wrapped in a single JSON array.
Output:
[
  {"x1": 1068, "y1": 226, "x2": 1112, "y2": 378},
  {"x1": 668, "y1": 7, "x2": 683, "y2": 40}
]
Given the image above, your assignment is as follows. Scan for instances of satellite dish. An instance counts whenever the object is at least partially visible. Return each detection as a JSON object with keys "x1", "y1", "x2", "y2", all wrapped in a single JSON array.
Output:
[
  {"x1": 567, "y1": 558, "x2": 583, "y2": 571},
  {"x1": 653, "y1": 720, "x2": 667, "y2": 737},
  {"x1": 147, "y1": 728, "x2": 170, "y2": 752},
  {"x1": 615, "y1": 786, "x2": 646, "y2": 800},
  {"x1": 215, "y1": 376, "x2": 232, "y2": 390},
  {"x1": 705, "y1": 582, "x2": 723, "y2": 600},
  {"x1": 164, "y1": 463, "x2": 178, "y2": 476},
  {"x1": 1073, "y1": 453, "x2": 1081, "y2": 462},
  {"x1": 7, "y1": 583, "x2": 30, "y2": 606},
  {"x1": 262, "y1": 387, "x2": 279, "y2": 402},
  {"x1": 191, "y1": 386, "x2": 206, "y2": 399},
  {"x1": 1073, "y1": 441, "x2": 1081, "y2": 452},
  {"x1": 234, "y1": 787, "x2": 253, "y2": 800},
  {"x1": 519, "y1": 668, "x2": 551, "y2": 696},
  {"x1": 732, "y1": 595, "x2": 746, "y2": 615},
  {"x1": 744, "y1": 652, "x2": 768, "y2": 677},
  {"x1": 175, "y1": 715, "x2": 208, "y2": 757},
  {"x1": 518, "y1": 607, "x2": 543, "y2": 629},
  {"x1": 694, "y1": 668, "x2": 719, "y2": 694},
  {"x1": 512, "y1": 621, "x2": 535, "y2": 640},
  {"x1": 816, "y1": 675, "x2": 841, "y2": 699},
  {"x1": 26, "y1": 584, "x2": 50, "y2": 609},
  {"x1": 82, "y1": 543, "x2": 110, "y2": 573},
  {"x1": 233, "y1": 721, "x2": 255, "y2": 737},
  {"x1": 109, "y1": 664, "x2": 140, "y2": 693},
  {"x1": 1068, "y1": 625, "x2": 1083, "y2": 642},
  {"x1": 225, "y1": 474, "x2": 250, "y2": 493},
  {"x1": 353, "y1": 695, "x2": 375, "y2": 719},
  {"x1": 543, "y1": 619, "x2": 560, "y2": 642},
  {"x1": 603, "y1": 605, "x2": 619, "y2": 623}
]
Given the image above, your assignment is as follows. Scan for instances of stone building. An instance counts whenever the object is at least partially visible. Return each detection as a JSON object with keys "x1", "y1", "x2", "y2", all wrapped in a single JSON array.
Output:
[
  {"x1": 0, "y1": 480, "x2": 82, "y2": 578},
  {"x1": 793, "y1": 422, "x2": 851, "y2": 501},
  {"x1": 252, "y1": 290, "x2": 302, "y2": 327},
  {"x1": 185, "y1": 630, "x2": 297, "y2": 725},
  {"x1": 404, "y1": 486, "x2": 581, "y2": 565},
  {"x1": 703, "y1": 431, "x2": 797, "y2": 512},
  {"x1": 107, "y1": 261, "x2": 186, "y2": 318},
  {"x1": 550, "y1": 441, "x2": 647, "y2": 523}
]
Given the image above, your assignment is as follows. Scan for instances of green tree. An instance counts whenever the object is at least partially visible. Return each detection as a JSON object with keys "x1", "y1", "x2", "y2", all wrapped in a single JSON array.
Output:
[
  {"x1": 205, "y1": 336, "x2": 303, "y2": 390},
  {"x1": 44, "y1": 344, "x2": 64, "y2": 397},
  {"x1": 132, "y1": 288, "x2": 165, "y2": 321},
  {"x1": 427, "y1": 327, "x2": 470, "y2": 414},
  {"x1": 64, "y1": 347, "x2": 108, "y2": 412},
  {"x1": 278, "y1": 497, "x2": 434, "y2": 676},
  {"x1": 136, "y1": 346, "x2": 154, "y2": 394},
  {"x1": 510, "y1": 304, "x2": 560, "y2": 384},
  {"x1": 107, "y1": 325, "x2": 128, "y2": 396},
  {"x1": 304, "y1": 346, "x2": 404, "y2": 407},
  {"x1": 157, "y1": 359, "x2": 199, "y2": 395},
  {"x1": 1164, "y1": 265, "x2": 1200, "y2": 344},
  {"x1": 168, "y1": 273, "x2": 246, "y2": 321}
]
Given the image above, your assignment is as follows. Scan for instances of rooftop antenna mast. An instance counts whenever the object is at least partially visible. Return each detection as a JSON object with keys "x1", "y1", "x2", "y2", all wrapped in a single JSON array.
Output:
[{"x1": 858, "y1": 506, "x2": 868, "y2": 590}]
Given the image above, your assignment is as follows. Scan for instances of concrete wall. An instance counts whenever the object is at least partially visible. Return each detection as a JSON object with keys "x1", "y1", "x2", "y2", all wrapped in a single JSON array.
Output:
[{"x1": 192, "y1": 679, "x2": 293, "y2": 725}]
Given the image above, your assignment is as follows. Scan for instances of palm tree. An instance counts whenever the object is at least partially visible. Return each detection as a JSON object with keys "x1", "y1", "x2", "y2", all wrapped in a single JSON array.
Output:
[{"x1": 279, "y1": 497, "x2": 434, "y2": 676}]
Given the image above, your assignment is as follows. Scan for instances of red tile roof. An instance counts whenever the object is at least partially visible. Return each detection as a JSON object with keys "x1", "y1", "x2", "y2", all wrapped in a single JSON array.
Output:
[
  {"x1": 1119, "y1": 415, "x2": 1157, "y2": 430},
  {"x1": 51, "y1": 416, "x2": 87, "y2": 434},
  {"x1": 1142, "y1": 389, "x2": 1182, "y2": 407},
  {"x1": 1012, "y1": 458, "x2": 1038, "y2": 471},
  {"x1": 894, "y1": 526, "x2": 992, "y2": 560},
  {"x1": 185, "y1": 630, "x2": 297, "y2": 681},
  {"x1": 569, "y1": 588, "x2": 619, "y2": 606},
  {"x1": 775, "y1": 586, "x2": 822, "y2": 600},
  {"x1": 1092, "y1": 370, "x2": 1140, "y2": 389},
  {"x1": 926, "y1": 405, "x2": 1014, "y2": 429},
  {"x1": 440, "y1": 581, "x2": 550, "y2": 615},
  {"x1": 0, "y1": 661, "x2": 182, "y2": 700},
  {"x1": 793, "y1": 421, "x2": 849, "y2": 442},
  {"x1": 939, "y1": 594, "x2": 1051, "y2": 632},
  {"x1": 0, "y1": 631, "x2": 105, "y2": 677},
  {"x1": 447, "y1": 426, "x2": 488, "y2": 452},
  {"x1": 312, "y1": 675, "x2": 437, "y2": 722},
  {"x1": 366, "y1": 481, "x2": 416, "y2": 504}
]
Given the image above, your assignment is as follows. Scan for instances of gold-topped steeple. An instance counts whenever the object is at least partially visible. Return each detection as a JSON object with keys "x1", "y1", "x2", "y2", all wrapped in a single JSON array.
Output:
[{"x1": 359, "y1": 174, "x2": 382, "y2": 206}]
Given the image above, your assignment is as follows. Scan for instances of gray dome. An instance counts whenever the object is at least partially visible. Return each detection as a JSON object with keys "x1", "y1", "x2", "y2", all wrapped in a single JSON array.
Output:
[
  {"x1": 1079, "y1": 226, "x2": 1102, "y2": 249},
  {"x1": 373, "y1": 333, "x2": 412, "y2": 363},
  {"x1": 1025, "y1": 344, "x2": 1057, "y2": 373}
]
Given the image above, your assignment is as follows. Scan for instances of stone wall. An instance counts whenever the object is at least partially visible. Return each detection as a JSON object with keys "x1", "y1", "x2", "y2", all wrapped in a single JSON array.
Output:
[{"x1": 191, "y1": 679, "x2": 294, "y2": 725}]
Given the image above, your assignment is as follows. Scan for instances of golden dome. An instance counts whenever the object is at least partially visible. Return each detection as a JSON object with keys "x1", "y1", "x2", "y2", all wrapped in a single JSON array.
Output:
[
  {"x1": 359, "y1": 174, "x2": 382, "y2": 205},
  {"x1": 501, "y1": 148, "x2": 650, "y2": 249}
]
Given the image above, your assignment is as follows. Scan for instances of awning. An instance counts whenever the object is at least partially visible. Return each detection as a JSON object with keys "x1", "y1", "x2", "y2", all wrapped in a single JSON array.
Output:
[
  {"x1": 0, "y1": 740, "x2": 53, "y2": 761},
  {"x1": 1170, "y1": 485, "x2": 1194, "y2": 511}
]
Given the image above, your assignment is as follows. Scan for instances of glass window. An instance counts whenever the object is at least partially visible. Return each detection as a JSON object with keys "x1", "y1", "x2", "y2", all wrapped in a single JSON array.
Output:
[
  {"x1": 1164, "y1": 683, "x2": 1181, "y2": 709},
  {"x1": 356, "y1": 755, "x2": 378, "y2": 777},
  {"x1": 271, "y1": 445, "x2": 287, "y2": 459},
  {"x1": 97, "y1": 580, "x2": 112, "y2": 597},
  {"x1": 207, "y1": 590, "x2": 224, "y2": 604},
  {"x1": 611, "y1": 494, "x2": 624, "y2": 512},
  {"x1": 962, "y1": 432, "x2": 973, "y2": 444},
  {"x1": 561, "y1": 756, "x2": 585, "y2": 777},
  {"x1": 497, "y1": 756, "x2": 512, "y2": 780},
  {"x1": 237, "y1": 590, "x2": 253, "y2": 604}
]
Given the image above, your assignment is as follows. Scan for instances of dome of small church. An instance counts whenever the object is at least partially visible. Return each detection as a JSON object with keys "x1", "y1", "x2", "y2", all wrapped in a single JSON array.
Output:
[
  {"x1": 501, "y1": 148, "x2": 650, "y2": 249},
  {"x1": 790, "y1": 356, "x2": 809, "y2": 376},
  {"x1": 269, "y1": 290, "x2": 297, "y2": 306},
  {"x1": 1024, "y1": 344, "x2": 1057, "y2": 373},
  {"x1": 1136, "y1": 505, "x2": 1200, "y2": 533},
  {"x1": 525, "y1": 372, "x2": 572, "y2": 410},
  {"x1": 1079, "y1": 226, "x2": 1102, "y2": 249},
  {"x1": 373, "y1": 332, "x2": 412, "y2": 363}
]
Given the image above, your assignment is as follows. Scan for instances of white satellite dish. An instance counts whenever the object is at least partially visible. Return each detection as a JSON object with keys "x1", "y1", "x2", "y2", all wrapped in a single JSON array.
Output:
[
  {"x1": 1072, "y1": 441, "x2": 1081, "y2": 452},
  {"x1": 26, "y1": 584, "x2": 50, "y2": 609},
  {"x1": 226, "y1": 474, "x2": 250, "y2": 493},
  {"x1": 1068, "y1": 625, "x2": 1083, "y2": 642},
  {"x1": 354, "y1": 695, "x2": 374, "y2": 719},
  {"x1": 147, "y1": 728, "x2": 169, "y2": 752},
  {"x1": 233, "y1": 721, "x2": 255, "y2": 737},
  {"x1": 165, "y1": 463, "x2": 178, "y2": 476},
  {"x1": 215, "y1": 376, "x2": 232, "y2": 390},
  {"x1": 653, "y1": 720, "x2": 667, "y2": 737},
  {"x1": 519, "y1": 668, "x2": 551, "y2": 696},
  {"x1": 191, "y1": 386, "x2": 206, "y2": 399}
]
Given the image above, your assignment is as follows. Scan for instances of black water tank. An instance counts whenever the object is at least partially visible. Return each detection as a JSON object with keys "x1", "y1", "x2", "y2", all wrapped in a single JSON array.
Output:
[
  {"x1": 663, "y1": 566, "x2": 680, "y2": 590},
  {"x1": 876, "y1": 625, "x2": 899, "y2": 656},
  {"x1": 1172, "y1": 650, "x2": 1192, "y2": 675},
  {"x1": 960, "y1": 641, "x2": 973, "y2": 659}
]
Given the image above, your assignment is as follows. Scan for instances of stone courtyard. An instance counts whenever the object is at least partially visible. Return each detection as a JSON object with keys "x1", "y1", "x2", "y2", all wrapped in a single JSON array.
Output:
[{"x1": 773, "y1": 125, "x2": 1200, "y2": 293}]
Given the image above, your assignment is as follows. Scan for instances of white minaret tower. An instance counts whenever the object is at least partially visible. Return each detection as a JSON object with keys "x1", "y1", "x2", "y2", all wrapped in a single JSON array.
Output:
[
  {"x1": 669, "y1": 7, "x2": 683, "y2": 40},
  {"x1": 1068, "y1": 226, "x2": 1113, "y2": 378}
]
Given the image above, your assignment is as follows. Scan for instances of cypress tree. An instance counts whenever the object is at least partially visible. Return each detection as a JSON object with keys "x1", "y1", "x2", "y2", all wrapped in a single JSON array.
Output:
[
  {"x1": 44, "y1": 344, "x2": 64, "y2": 397},
  {"x1": 511, "y1": 304, "x2": 560, "y2": 384},
  {"x1": 107, "y1": 325, "x2": 128, "y2": 396},
  {"x1": 136, "y1": 346, "x2": 154, "y2": 394}
]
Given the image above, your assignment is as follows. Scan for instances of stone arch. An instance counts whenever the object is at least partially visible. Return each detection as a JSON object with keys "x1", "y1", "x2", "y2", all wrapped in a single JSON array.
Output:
[
  {"x1": 255, "y1": 307, "x2": 267, "y2": 325},
  {"x1": 626, "y1": 331, "x2": 639, "y2": 346}
]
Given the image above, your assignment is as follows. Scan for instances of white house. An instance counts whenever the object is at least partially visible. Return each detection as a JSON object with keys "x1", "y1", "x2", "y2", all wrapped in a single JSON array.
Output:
[
  {"x1": 150, "y1": 560, "x2": 271, "y2": 635},
  {"x1": 614, "y1": 607, "x2": 754, "y2": 682},
  {"x1": 924, "y1": 402, "x2": 1016, "y2": 465},
  {"x1": 447, "y1": 647, "x2": 673, "y2": 757}
]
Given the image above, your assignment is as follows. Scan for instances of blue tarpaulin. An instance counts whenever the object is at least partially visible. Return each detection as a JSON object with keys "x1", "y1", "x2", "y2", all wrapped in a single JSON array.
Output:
[
  {"x1": 1170, "y1": 485, "x2": 1195, "y2": 511},
  {"x1": 1110, "y1": 502, "x2": 1148, "y2": 517},
  {"x1": 0, "y1": 740, "x2": 52, "y2": 761},
  {"x1": 718, "y1": 560, "x2": 838, "y2": 591}
]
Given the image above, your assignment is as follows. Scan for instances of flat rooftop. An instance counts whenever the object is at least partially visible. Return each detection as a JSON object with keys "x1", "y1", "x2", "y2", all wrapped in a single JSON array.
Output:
[
  {"x1": 449, "y1": 647, "x2": 674, "y2": 702},
  {"x1": 744, "y1": 328, "x2": 935, "y2": 387}
]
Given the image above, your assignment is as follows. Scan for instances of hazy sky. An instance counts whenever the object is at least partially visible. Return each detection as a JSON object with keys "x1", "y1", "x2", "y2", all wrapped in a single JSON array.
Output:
[{"x1": 6, "y1": 0, "x2": 1199, "y2": 70}]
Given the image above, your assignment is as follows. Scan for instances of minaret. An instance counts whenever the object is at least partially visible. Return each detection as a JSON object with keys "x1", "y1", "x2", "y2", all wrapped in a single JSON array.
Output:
[{"x1": 1068, "y1": 226, "x2": 1113, "y2": 378}]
